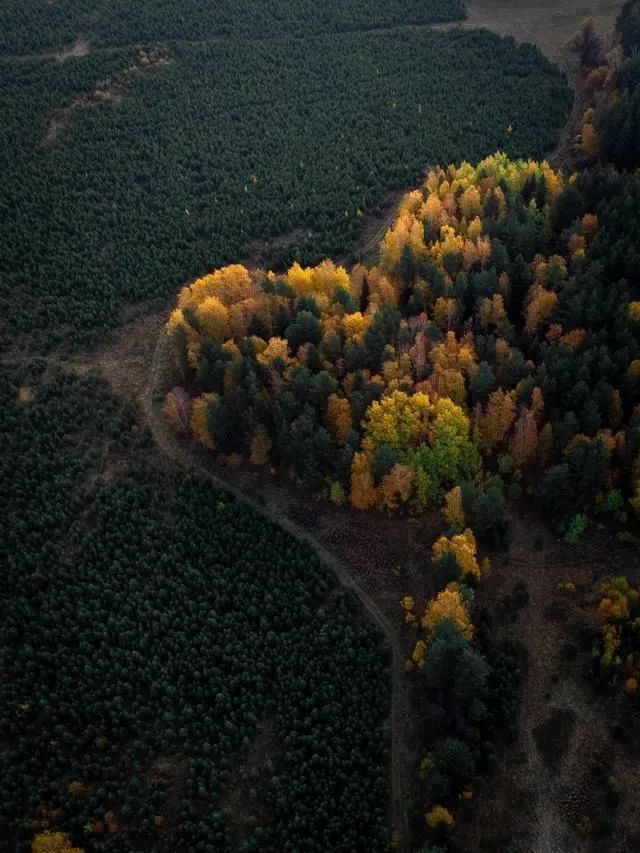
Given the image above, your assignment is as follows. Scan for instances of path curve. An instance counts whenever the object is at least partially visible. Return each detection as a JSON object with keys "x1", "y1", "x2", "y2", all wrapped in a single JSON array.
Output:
[{"x1": 142, "y1": 330, "x2": 412, "y2": 853}]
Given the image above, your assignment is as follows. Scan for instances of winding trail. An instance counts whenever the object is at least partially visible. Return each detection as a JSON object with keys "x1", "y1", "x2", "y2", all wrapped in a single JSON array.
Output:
[{"x1": 141, "y1": 331, "x2": 412, "y2": 853}]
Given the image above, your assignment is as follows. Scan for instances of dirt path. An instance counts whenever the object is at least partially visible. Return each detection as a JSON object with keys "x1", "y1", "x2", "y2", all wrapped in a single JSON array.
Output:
[{"x1": 141, "y1": 331, "x2": 412, "y2": 853}]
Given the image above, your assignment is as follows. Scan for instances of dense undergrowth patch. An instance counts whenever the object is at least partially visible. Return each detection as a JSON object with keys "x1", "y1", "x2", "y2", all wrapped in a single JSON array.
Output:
[
  {"x1": 0, "y1": 29, "x2": 570, "y2": 348},
  {"x1": 0, "y1": 367, "x2": 390, "y2": 852}
]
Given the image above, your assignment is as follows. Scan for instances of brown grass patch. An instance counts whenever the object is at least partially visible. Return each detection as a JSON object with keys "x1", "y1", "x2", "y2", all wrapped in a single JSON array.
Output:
[{"x1": 436, "y1": 0, "x2": 625, "y2": 63}]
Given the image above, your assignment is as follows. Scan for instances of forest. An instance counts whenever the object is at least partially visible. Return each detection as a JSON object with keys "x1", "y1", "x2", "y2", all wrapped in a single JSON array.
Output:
[
  {"x1": 0, "y1": 0, "x2": 465, "y2": 55},
  {"x1": 0, "y1": 27, "x2": 570, "y2": 348},
  {"x1": 165, "y1": 153, "x2": 640, "y2": 539},
  {"x1": 0, "y1": 367, "x2": 390, "y2": 852},
  {"x1": 3, "y1": 0, "x2": 640, "y2": 850},
  {"x1": 577, "y1": 0, "x2": 640, "y2": 170}
]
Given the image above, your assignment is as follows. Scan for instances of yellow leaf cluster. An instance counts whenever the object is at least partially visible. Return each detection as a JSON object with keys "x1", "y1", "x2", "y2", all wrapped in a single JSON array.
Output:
[
  {"x1": 190, "y1": 393, "x2": 217, "y2": 449},
  {"x1": 412, "y1": 639, "x2": 427, "y2": 667},
  {"x1": 196, "y1": 296, "x2": 230, "y2": 344},
  {"x1": 326, "y1": 394, "x2": 352, "y2": 444},
  {"x1": 349, "y1": 448, "x2": 376, "y2": 510},
  {"x1": 524, "y1": 286, "x2": 558, "y2": 335},
  {"x1": 363, "y1": 390, "x2": 432, "y2": 451},
  {"x1": 342, "y1": 311, "x2": 370, "y2": 342},
  {"x1": 32, "y1": 833, "x2": 84, "y2": 853},
  {"x1": 477, "y1": 294, "x2": 507, "y2": 330},
  {"x1": 256, "y1": 336, "x2": 292, "y2": 369},
  {"x1": 178, "y1": 264, "x2": 255, "y2": 310},
  {"x1": 425, "y1": 805, "x2": 455, "y2": 829},
  {"x1": 629, "y1": 302, "x2": 640, "y2": 323},
  {"x1": 287, "y1": 259, "x2": 350, "y2": 297},
  {"x1": 422, "y1": 586, "x2": 474, "y2": 640},
  {"x1": 380, "y1": 213, "x2": 427, "y2": 270},
  {"x1": 474, "y1": 388, "x2": 515, "y2": 451},
  {"x1": 378, "y1": 463, "x2": 415, "y2": 511},
  {"x1": 433, "y1": 528, "x2": 480, "y2": 579},
  {"x1": 596, "y1": 578, "x2": 637, "y2": 624}
]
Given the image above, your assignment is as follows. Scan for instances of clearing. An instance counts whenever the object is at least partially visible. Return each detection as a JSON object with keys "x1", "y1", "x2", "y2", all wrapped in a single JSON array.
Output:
[{"x1": 444, "y1": 0, "x2": 625, "y2": 63}]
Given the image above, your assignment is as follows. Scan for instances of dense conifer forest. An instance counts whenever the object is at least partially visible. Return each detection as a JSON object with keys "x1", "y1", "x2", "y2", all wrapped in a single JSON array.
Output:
[
  {"x1": 0, "y1": 0, "x2": 466, "y2": 54},
  {"x1": 0, "y1": 27, "x2": 569, "y2": 348},
  {"x1": 0, "y1": 368, "x2": 390, "y2": 852}
]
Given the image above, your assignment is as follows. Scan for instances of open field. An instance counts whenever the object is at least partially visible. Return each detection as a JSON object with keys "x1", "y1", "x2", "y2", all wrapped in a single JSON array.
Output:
[{"x1": 447, "y1": 0, "x2": 625, "y2": 62}]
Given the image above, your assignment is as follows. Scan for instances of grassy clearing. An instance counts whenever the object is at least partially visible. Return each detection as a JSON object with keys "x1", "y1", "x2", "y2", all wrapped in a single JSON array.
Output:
[{"x1": 448, "y1": 0, "x2": 625, "y2": 62}]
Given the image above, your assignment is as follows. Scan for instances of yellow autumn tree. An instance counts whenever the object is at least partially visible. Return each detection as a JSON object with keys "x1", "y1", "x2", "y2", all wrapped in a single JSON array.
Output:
[
  {"x1": 429, "y1": 331, "x2": 477, "y2": 378},
  {"x1": 510, "y1": 407, "x2": 539, "y2": 467},
  {"x1": 581, "y1": 213, "x2": 599, "y2": 239},
  {"x1": 196, "y1": 296, "x2": 230, "y2": 344},
  {"x1": 326, "y1": 394, "x2": 353, "y2": 444},
  {"x1": 363, "y1": 390, "x2": 432, "y2": 451},
  {"x1": 366, "y1": 266, "x2": 398, "y2": 308},
  {"x1": 459, "y1": 184, "x2": 482, "y2": 219},
  {"x1": 310, "y1": 259, "x2": 351, "y2": 294},
  {"x1": 629, "y1": 302, "x2": 640, "y2": 323},
  {"x1": 433, "y1": 297, "x2": 459, "y2": 331},
  {"x1": 477, "y1": 294, "x2": 507, "y2": 331},
  {"x1": 420, "y1": 193, "x2": 449, "y2": 228},
  {"x1": 432, "y1": 529, "x2": 480, "y2": 580},
  {"x1": 524, "y1": 286, "x2": 558, "y2": 335},
  {"x1": 380, "y1": 213, "x2": 427, "y2": 271},
  {"x1": 427, "y1": 365, "x2": 466, "y2": 406},
  {"x1": 256, "y1": 337, "x2": 292, "y2": 369},
  {"x1": 412, "y1": 639, "x2": 427, "y2": 667},
  {"x1": 581, "y1": 107, "x2": 600, "y2": 156},
  {"x1": 178, "y1": 264, "x2": 255, "y2": 310},
  {"x1": 163, "y1": 388, "x2": 192, "y2": 434},
  {"x1": 473, "y1": 388, "x2": 515, "y2": 451},
  {"x1": 190, "y1": 393, "x2": 217, "y2": 449},
  {"x1": 342, "y1": 311, "x2": 370, "y2": 342},
  {"x1": 422, "y1": 586, "x2": 474, "y2": 640},
  {"x1": 32, "y1": 833, "x2": 83, "y2": 853},
  {"x1": 425, "y1": 805, "x2": 455, "y2": 829},
  {"x1": 350, "y1": 447, "x2": 377, "y2": 510},
  {"x1": 378, "y1": 463, "x2": 414, "y2": 511}
]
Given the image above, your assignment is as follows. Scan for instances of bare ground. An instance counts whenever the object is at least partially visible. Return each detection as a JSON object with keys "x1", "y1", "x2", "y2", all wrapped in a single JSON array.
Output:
[{"x1": 457, "y1": 513, "x2": 640, "y2": 852}]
